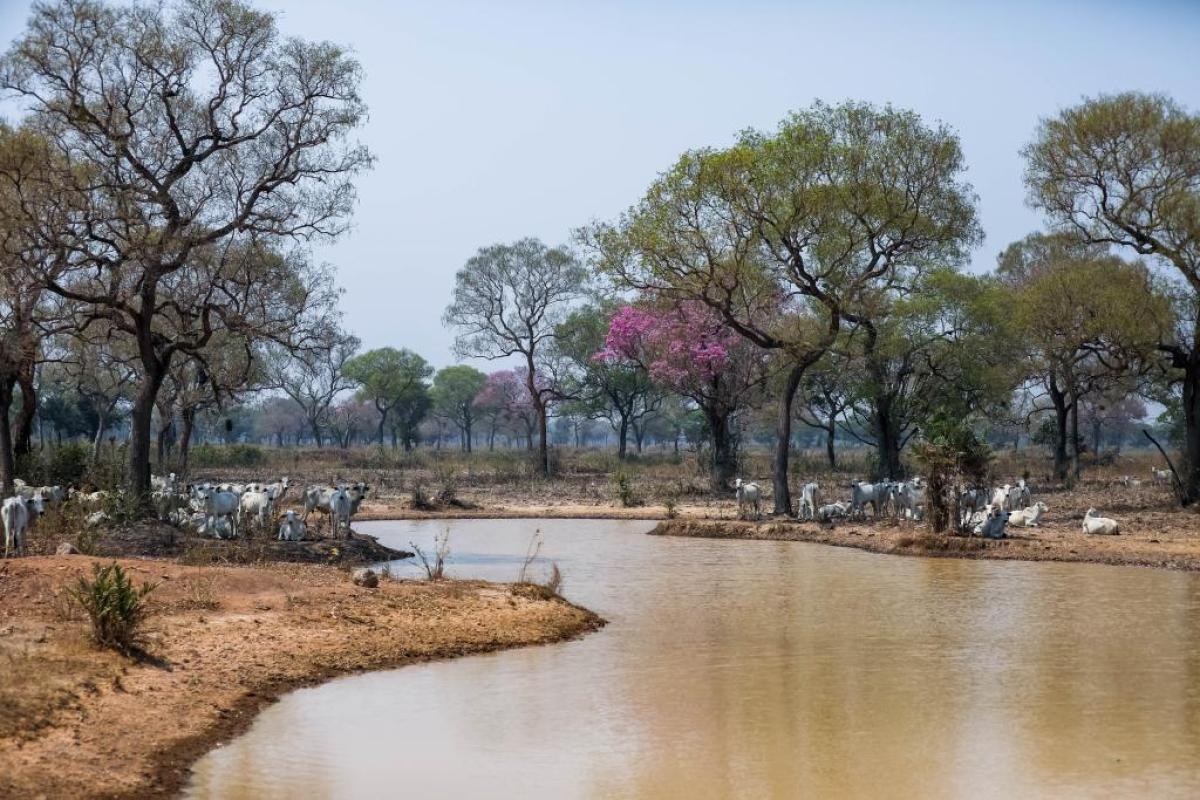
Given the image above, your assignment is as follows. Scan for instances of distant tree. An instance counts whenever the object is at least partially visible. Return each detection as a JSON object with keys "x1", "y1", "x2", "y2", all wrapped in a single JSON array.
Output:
[
  {"x1": 555, "y1": 303, "x2": 663, "y2": 459},
  {"x1": 1024, "y1": 92, "x2": 1200, "y2": 498},
  {"x1": 344, "y1": 348, "x2": 434, "y2": 447},
  {"x1": 475, "y1": 369, "x2": 536, "y2": 450},
  {"x1": 431, "y1": 365, "x2": 488, "y2": 452},
  {"x1": 254, "y1": 396, "x2": 307, "y2": 447},
  {"x1": 270, "y1": 331, "x2": 360, "y2": 448},
  {"x1": 445, "y1": 238, "x2": 585, "y2": 473}
]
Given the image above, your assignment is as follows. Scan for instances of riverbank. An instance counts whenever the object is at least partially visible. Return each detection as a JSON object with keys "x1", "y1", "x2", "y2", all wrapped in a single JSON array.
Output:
[
  {"x1": 651, "y1": 516, "x2": 1200, "y2": 572},
  {"x1": 0, "y1": 556, "x2": 602, "y2": 800}
]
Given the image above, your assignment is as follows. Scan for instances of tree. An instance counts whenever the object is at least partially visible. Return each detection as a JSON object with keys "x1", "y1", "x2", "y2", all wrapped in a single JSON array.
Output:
[
  {"x1": 254, "y1": 396, "x2": 307, "y2": 447},
  {"x1": 444, "y1": 238, "x2": 585, "y2": 473},
  {"x1": 344, "y1": 348, "x2": 434, "y2": 447},
  {"x1": 599, "y1": 300, "x2": 769, "y2": 489},
  {"x1": 555, "y1": 303, "x2": 663, "y2": 459},
  {"x1": 0, "y1": 0, "x2": 371, "y2": 494},
  {"x1": 795, "y1": 351, "x2": 855, "y2": 469},
  {"x1": 1011, "y1": 251, "x2": 1169, "y2": 478},
  {"x1": 270, "y1": 331, "x2": 360, "y2": 448},
  {"x1": 590, "y1": 101, "x2": 981, "y2": 511},
  {"x1": 474, "y1": 369, "x2": 536, "y2": 450},
  {"x1": 60, "y1": 334, "x2": 138, "y2": 463},
  {"x1": 1024, "y1": 92, "x2": 1200, "y2": 498},
  {"x1": 431, "y1": 365, "x2": 488, "y2": 452}
]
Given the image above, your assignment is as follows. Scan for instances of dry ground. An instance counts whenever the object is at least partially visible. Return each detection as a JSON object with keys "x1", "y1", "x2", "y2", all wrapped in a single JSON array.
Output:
[{"x1": 0, "y1": 556, "x2": 601, "y2": 799}]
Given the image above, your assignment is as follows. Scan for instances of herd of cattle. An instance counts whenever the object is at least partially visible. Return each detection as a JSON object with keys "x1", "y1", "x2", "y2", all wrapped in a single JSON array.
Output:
[
  {"x1": 733, "y1": 475, "x2": 1123, "y2": 539},
  {"x1": 2, "y1": 474, "x2": 372, "y2": 557}
]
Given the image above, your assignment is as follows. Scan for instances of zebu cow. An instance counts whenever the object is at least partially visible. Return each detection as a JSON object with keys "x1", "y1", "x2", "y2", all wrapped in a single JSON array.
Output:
[
  {"x1": 798, "y1": 482, "x2": 821, "y2": 521},
  {"x1": 734, "y1": 478, "x2": 762, "y2": 520},
  {"x1": 3, "y1": 495, "x2": 32, "y2": 557},
  {"x1": 849, "y1": 482, "x2": 887, "y2": 519},
  {"x1": 277, "y1": 510, "x2": 307, "y2": 541}
]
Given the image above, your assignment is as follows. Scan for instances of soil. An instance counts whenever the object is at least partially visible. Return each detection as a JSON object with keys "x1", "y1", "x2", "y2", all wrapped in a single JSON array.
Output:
[{"x1": 0, "y1": 556, "x2": 602, "y2": 800}]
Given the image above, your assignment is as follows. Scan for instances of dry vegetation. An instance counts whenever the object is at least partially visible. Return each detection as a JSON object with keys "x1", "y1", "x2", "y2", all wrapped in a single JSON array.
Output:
[{"x1": 0, "y1": 555, "x2": 602, "y2": 799}]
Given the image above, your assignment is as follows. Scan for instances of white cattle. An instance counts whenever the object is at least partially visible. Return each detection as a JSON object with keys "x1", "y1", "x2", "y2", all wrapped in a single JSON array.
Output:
[
  {"x1": 974, "y1": 505, "x2": 1010, "y2": 539},
  {"x1": 151, "y1": 490, "x2": 186, "y2": 521},
  {"x1": 1151, "y1": 467, "x2": 1171, "y2": 485},
  {"x1": 346, "y1": 482, "x2": 370, "y2": 515},
  {"x1": 1082, "y1": 508, "x2": 1119, "y2": 536},
  {"x1": 816, "y1": 502, "x2": 848, "y2": 522},
  {"x1": 239, "y1": 490, "x2": 275, "y2": 531},
  {"x1": 303, "y1": 485, "x2": 341, "y2": 522},
  {"x1": 328, "y1": 488, "x2": 352, "y2": 537},
  {"x1": 734, "y1": 478, "x2": 762, "y2": 520},
  {"x1": 3, "y1": 496, "x2": 30, "y2": 557},
  {"x1": 1121, "y1": 475, "x2": 1143, "y2": 488},
  {"x1": 151, "y1": 472, "x2": 178, "y2": 492},
  {"x1": 264, "y1": 477, "x2": 291, "y2": 503},
  {"x1": 990, "y1": 484, "x2": 1013, "y2": 511},
  {"x1": 849, "y1": 482, "x2": 886, "y2": 519},
  {"x1": 798, "y1": 482, "x2": 821, "y2": 520},
  {"x1": 277, "y1": 510, "x2": 307, "y2": 542},
  {"x1": 197, "y1": 487, "x2": 239, "y2": 539},
  {"x1": 1012, "y1": 479, "x2": 1031, "y2": 509},
  {"x1": 889, "y1": 480, "x2": 925, "y2": 520},
  {"x1": 77, "y1": 490, "x2": 110, "y2": 512},
  {"x1": 1008, "y1": 501, "x2": 1047, "y2": 527}
]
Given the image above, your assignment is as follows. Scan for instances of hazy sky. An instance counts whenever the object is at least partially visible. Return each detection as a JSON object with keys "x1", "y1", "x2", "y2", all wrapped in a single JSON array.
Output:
[{"x1": 2, "y1": 0, "x2": 1199, "y2": 369}]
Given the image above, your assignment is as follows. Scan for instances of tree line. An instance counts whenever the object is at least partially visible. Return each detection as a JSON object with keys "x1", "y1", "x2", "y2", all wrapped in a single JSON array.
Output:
[{"x1": 2, "y1": 1, "x2": 1197, "y2": 511}]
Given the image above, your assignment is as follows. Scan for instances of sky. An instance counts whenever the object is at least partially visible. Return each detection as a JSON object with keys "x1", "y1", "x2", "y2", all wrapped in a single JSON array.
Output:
[{"x1": 1, "y1": 0, "x2": 1198, "y2": 370}]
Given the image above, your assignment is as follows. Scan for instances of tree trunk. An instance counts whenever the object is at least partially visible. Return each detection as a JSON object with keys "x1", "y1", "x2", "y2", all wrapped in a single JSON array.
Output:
[
  {"x1": 1182, "y1": 361, "x2": 1200, "y2": 504},
  {"x1": 617, "y1": 415, "x2": 629, "y2": 460},
  {"x1": 309, "y1": 416, "x2": 325, "y2": 448},
  {"x1": 128, "y1": 364, "x2": 166, "y2": 497},
  {"x1": 826, "y1": 415, "x2": 837, "y2": 469},
  {"x1": 706, "y1": 407, "x2": 736, "y2": 493},
  {"x1": 874, "y1": 401, "x2": 902, "y2": 480},
  {"x1": 179, "y1": 407, "x2": 196, "y2": 471},
  {"x1": 0, "y1": 378, "x2": 16, "y2": 494},
  {"x1": 13, "y1": 366, "x2": 36, "y2": 458},
  {"x1": 1069, "y1": 391, "x2": 1082, "y2": 478},
  {"x1": 770, "y1": 363, "x2": 806, "y2": 516},
  {"x1": 92, "y1": 410, "x2": 109, "y2": 465},
  {"x1": 1048, "y1": 377, "x2": 1069, "y2": 480},
  {"x1": 634, "y1": 422, "x2": 645, "y2": 454}
]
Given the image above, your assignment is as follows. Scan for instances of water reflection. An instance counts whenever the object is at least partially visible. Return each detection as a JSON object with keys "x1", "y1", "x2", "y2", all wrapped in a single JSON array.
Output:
[{"x1": 186, "y1": 519, "x2": 1200, "y2": 799}]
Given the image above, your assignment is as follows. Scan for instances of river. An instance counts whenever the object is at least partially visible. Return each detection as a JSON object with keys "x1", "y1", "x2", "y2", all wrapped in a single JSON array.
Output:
[{"x1": 185, "y1": 518, "x2": 1200, "y2": 798}]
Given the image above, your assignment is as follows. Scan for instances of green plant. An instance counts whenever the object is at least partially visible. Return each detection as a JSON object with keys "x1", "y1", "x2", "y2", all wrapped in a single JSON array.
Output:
[
  {"x1": 664, "y1": 496, "x2": 678, "y2": 519},
  {"x1": 191, "y1": 443, "x2": 265, "y2": 468},
  {"x1": 66, "y1": 562, "x2": 157, "y2": 655},
  {"x1": 613, "y1": 470, "x2": 639, "y2": 507}
]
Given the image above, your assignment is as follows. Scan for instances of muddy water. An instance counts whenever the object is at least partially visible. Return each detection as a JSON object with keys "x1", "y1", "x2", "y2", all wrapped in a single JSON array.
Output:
[{"x1": 186, "y1": 519, "x2": 1200, "y2": 799}]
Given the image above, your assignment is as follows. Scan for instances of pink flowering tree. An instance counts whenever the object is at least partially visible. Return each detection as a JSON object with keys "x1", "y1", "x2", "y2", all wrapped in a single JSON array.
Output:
[
  {"x1": 599, "y1": 300, "x2": 769, "y2": 489},
  {"x1": 474, "y1": 369, "x2": 539, "y2": 450}
]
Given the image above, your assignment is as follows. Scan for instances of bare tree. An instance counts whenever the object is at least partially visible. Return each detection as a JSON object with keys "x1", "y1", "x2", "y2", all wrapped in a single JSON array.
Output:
[
  {"x1": 0, "y1": 0, "x2": 372, "y2": 494},
  {"x1": 269, "y1": 331, "x2": 360, "y2": 448},
  {"x1": 444, "y1": 238, "x2": 585, "y2": 475}
]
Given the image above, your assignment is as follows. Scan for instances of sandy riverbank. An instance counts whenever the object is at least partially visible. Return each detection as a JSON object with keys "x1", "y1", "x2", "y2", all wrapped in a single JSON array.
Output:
[
  {"x1": 0, "y1": 556, "x2": 602, "y2": 799},
  {"x1": 651, "y1": 517, "x2": 1200, "y2": 572}
]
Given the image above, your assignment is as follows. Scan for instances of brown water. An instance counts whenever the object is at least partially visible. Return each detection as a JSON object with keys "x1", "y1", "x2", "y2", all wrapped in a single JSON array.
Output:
[{"x1": 186, "y1": 519, "x2": 1200, "y2": 799}]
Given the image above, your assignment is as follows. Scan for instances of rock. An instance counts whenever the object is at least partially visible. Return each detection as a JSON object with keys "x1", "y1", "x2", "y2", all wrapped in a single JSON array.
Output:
[
  {"x1": 351, "y1": 567, "x2": 379, "y2": 588},
  {"x1": 55, "y1": 542, "x2": 79, "y2": 555}
]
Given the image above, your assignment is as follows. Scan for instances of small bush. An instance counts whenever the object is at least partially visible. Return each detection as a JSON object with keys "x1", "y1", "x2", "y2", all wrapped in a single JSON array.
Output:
[
  {"x1": 664, "y1": 496, "x2": 678, "y2": 519},
  {"x1": 613, "y1": 470, "x2": 639, "y2": 507},
  {"x1": 66, "y1": 562, "x2": 157, "y2": 655},
  {"x1": 191, "y1": 443, "x2": 265, "y2": 468},
  {"x1": 411, "y1": 527, "x2": 450, "y2": 580}
]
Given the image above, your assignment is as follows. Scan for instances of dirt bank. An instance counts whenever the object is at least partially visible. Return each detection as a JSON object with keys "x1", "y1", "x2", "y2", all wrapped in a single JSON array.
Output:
[
  {"x1": 0, "y1": 556, "x2": 602, "y2": 800},
  {"x1": 652, "y1": 516, "x2": 1200, "y2": 572}
]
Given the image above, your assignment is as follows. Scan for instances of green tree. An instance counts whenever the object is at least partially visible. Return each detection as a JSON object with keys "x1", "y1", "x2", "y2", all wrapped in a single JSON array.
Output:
[
  {"x1": 431, "y1": 365, "x2": 488, "y2": 452},
  {"x1": 589, "y1": 101, "x2": 980, "y2": 510},
  {"x1": 1024, "y1": 92, "x2": 1200, "y2": 498},
  {"x1": 344, "y1": 348, "x2": 434, "y2": 447}
]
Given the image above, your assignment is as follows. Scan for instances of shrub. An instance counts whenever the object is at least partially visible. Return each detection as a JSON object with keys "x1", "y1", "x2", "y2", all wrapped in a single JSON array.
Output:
[
  {"x1": 664, "y1": 496, "x2": 678, "y2": 519},
  {"x1": 191, "y1": 443, "x2": 265, "y2": 468},
  {"x1": 613, "y1": 470, "x2": 639, "y2": 507},
  {"x1": 66, "y1": 562, "x2": 157, "y2": 655},
  {"x1": 411, "y1": 527, "x2": 450, "y2": 580}
]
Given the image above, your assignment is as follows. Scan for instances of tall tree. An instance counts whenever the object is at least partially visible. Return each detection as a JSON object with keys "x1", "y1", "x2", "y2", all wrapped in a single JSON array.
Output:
[
  {"x1": 1024, "y1": 92, "x2": 1200, "y2": 498},
  {"x1": 444, "y1": 238, "x2": 584, "y2": 474},
  {"x1": 270, "y1": 331, "x2": 360, "y2": 448},
  {"x1": 344, "y1": 348, "x2": 434, "y2": 447},
  {"x1": 0, "y1": 0, "x2": 371, "y2": 494},
  {"x1": 590, "y1": 101, "x2": 981, "y2": 511},
  {"x1": 431, "y1": 365, "x2": 487, "y2": 452}
]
